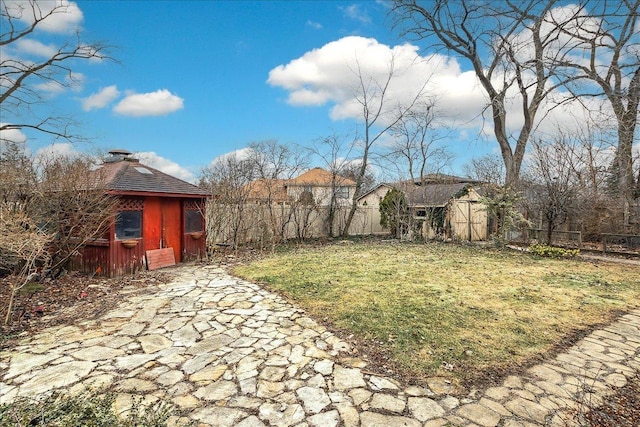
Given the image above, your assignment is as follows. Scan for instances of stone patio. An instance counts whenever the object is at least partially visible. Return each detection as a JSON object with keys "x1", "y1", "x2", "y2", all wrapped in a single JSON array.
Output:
[{"x1": 1, "y1": 265, "x2": 638, "y2": 426}]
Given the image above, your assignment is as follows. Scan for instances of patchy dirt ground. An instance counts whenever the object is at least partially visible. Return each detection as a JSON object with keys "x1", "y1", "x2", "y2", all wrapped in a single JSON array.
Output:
[
  {"x1": 583, "y1": 374, "x2": 640, "y2": 427},
  {"x1": 0, "y1": 268, "x2": 174, "y2": 349}
]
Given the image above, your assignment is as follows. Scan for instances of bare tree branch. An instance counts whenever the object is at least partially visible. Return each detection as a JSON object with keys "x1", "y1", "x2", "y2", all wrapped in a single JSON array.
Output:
[{"x1": 1, "y1": 0, "x2": 113, "y2": 143}]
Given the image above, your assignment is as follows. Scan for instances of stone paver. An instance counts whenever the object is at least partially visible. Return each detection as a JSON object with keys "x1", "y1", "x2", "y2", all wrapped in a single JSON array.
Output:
[{"x1": 1, "y1": 265, "x2": 639, "y2": 427}]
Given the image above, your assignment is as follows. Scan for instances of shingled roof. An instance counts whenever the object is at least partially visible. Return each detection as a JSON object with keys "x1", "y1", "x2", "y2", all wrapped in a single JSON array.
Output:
[
  {"x1": 405, "y1": 182, "x2": 472, "y2": 207},
  {"x1": 96, "y1": 156, "x2": 210, "y2": 197},
  {"x1": 244, "y1": 178, "x2": 289, "y2": 202},
  {"x1": 285, "y1": 168, "x2": 356, "y2": 187}
]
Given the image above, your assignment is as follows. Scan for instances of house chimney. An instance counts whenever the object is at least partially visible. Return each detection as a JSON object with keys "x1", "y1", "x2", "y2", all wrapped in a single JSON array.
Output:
[{"x1": 105, "y1": 149, "x2": 138, "y2": 163}]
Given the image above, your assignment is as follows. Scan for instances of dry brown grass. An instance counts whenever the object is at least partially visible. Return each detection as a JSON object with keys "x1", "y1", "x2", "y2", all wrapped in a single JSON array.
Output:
[{"x1": 234, "y1": 241, "x2": 640, "y2": 386}]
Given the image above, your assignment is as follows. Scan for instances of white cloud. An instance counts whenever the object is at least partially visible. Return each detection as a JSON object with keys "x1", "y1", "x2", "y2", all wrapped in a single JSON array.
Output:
[
  {"x1": 306, "y1": 20, "x2": 322, "y2": 30},
  {"x1": 137, "y1": 151, "x2": 195, "y2": 183},
  {"x1": 5, "y1": 0, "x2": 84, "y2": 33},
  {"x1": 113, "y1": 89, "x2": 184, "y2": 117},
  {"x1": 14, "y1": 38, "x2": 58, "y2": 57},
  {"x1": 339, "y1": 4, "x2": 371, "y2": 24},
  {"x1": 33, "y1": 80, "x2": 65, "y2": 94},
  {"x1": 268, "y1": 35, "x2": 609, "y2": 144},
  {"x1": 34, "y1": 142, "x2": 79, "y2": 160},
  {"x1": 33, "y1": 72, "x2": 84, "y2": 95},
  {"x1": 0, "y1": 125, "x2": 27, "y2": 144},
  {"x1": 81, "y1": 85, "x2": 120, "y2": 111},
  {"x1": 268, "y1": 36, "x2": 479, "y2": 124},
  {"x1": 209, "y1": 147, "x2": 253, "y2": 167}
]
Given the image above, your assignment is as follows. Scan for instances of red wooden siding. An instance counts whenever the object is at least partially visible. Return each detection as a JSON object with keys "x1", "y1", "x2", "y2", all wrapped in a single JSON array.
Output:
[
  {"x1": 73, "y1": 196, "x2": 208, "y2": 277},
  {"x1": 183, "y1": 200, "x2": 207, "y2": 261},
  {"x1": 70, "y1": 241, "x2": 109, "y2": 276},
  {"x1": 163, "y1": 199, "x2": 182, "y2": 262},
  {"x1": 110, "y1": 238, "x2": 145, "y2": 276},
  {"x1": 144, "y1": 197, "x2": 162, "y2": 251}
]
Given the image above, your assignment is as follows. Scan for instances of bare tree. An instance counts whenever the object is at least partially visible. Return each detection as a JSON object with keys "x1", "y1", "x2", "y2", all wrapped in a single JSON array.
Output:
[
  {"x1": 463, "y1": 154, "x2": 506, "y2": 186},
  {"x1": 290, "y1": 188, "x2": 321, "y2": 241},
  {"x1": 392, "y1": 0, "x2": 570, "y2": 188},
  {"x1": 1, "y1": 0, "x2": 111, "y2": 143},
  {"x1": 0, "y1": 205, "x2": 52, "y2": 325},
  {"x1": 34, "y1": 153, "x2": 117, "y2": 277},
  {"x1": 384, "y1": 101, "x2": 453, "y2": 183},
  {"x1": 523, "y1": 139, "x2": 579, "y2": 245},
  {"x1": 342, "y1": 55, "x2": 427, "y2": 235},
  {"x1": 548, "y1": 1, "x2": 640, "y2": 207},
  {"x1": 309, "y1": 134, "x2": 371, "y2": 236},
  {"x1": 0, "y1": 140, "x2": 37, "y2": 216},
  {"x1": 310, "y1": 135, "x2": 348, "y2": 236},
  {"x1": 525, "y1": 122, "x2": 623, "y2": 239},
  {"x1": 0, "y1": 145, "x2": 116, "y2": 322},
  {"x1": 199, "y1": 152, "x2": 256, "y2": 250},
  {"x1": 246, "y1": 140, "x2": 309, "y2": 246}
]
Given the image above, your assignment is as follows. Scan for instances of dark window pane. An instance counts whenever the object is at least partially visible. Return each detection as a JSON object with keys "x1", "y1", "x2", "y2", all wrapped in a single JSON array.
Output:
[
  {"x1": 115, "y1": 211, "x2": 142, "y2": 239},
  {"x1": 185, "y1": 210, "x2": 203, "y2": 233},
  {"x1": 335, "y1": 186, "x2": 349, "y2": 199}
]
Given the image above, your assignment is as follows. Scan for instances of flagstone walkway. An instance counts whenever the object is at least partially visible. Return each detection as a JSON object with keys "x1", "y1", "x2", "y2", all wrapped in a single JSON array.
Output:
[{"x1": 1, "y1": 265, "x2": 639, "y2": 426}]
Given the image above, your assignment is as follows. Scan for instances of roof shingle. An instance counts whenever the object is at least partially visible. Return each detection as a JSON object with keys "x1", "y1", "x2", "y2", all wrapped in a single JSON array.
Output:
[
  {"x1": 97, "y1": 160, "x2": 210, "y2": 197},
  {"x1": 285, "y1": 167, "x2": 356, "y2": 187}
]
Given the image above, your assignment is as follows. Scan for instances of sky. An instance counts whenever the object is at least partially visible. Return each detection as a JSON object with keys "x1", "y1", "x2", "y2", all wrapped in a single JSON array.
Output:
[{"x1": 2, "y1": 0, "x2": 637, "y2": 183}]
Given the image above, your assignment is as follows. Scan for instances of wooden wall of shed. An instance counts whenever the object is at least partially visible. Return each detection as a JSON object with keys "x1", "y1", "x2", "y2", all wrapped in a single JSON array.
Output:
[
  {"x1": 109, "y1": 238, "x2": 145, "y2": 277},
  {"x1": 70, "y1": 243, "x2": 109, "y2": 276},
  {"x1": 448, "y1": 199, "x2": 487, "y2": 241},
  {"x1": 183, "y1": 199, "x2": 207, "y2": 261},
  {"x1": 183, "y1": 233, "x2": 207, "y2": 260}
]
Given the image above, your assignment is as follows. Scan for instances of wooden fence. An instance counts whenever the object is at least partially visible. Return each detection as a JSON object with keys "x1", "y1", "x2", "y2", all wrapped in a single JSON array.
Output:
[
  {"x1": 526, "y1": 229, "x2": 583, "y2": 248},
  {"x1": 602, "y1": 233, "x2": 640, "y2": 255}
]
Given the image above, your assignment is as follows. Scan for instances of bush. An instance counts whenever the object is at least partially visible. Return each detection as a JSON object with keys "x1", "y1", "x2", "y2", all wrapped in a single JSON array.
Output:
[
  {"x1": 529, "y1": 243, "x2": 580, "y2": 258},
  {"x1": 0, "y1": 389, "x2": 181, "y2": 427}
]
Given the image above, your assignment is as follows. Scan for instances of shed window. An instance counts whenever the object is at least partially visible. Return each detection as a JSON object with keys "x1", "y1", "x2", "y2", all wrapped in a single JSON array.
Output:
[
  {"x1": 185, "y1": 210, "x2": 203, "y2": 233},
  {"x1": 115, "y1": 211, "x2": 142, "y2": 239}
]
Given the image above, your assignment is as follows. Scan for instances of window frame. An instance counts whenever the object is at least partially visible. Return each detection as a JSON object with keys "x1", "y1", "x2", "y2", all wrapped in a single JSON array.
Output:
[
  {"x1": 185, "y1": 209, "x2": 204, "y2": 233},
  {"x1": 114, "y1": 210, "x2": 142, "y2": 240}
]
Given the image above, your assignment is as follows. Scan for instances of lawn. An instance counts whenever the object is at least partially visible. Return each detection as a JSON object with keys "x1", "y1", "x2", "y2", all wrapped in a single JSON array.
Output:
[{"x1": 233, "y1": 241, "x2": 640, "y2": 387}]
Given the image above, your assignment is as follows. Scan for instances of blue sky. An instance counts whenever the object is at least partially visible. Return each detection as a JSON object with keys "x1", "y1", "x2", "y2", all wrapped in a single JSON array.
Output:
[
  {"x1": 4, "y1": 1, "x2": 632, "y2": 183},
  {"x1": 76, "y1": 1, "x2": 399, "y2": 153}
]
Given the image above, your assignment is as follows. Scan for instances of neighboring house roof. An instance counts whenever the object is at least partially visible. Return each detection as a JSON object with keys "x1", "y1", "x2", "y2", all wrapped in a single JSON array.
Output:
[
  {"x1": 243, "y1": 168, "x2": 356, "y2": 202},
  {"x1": 357, "y1": 183, "x2": 393, "y2": 201},
  {"x1": 406, "y1": 182, "x2": 473, "y2": 207},
  {"x1": 358, "y1": 180, "x2": 483, "y2": 208},
  {"x1": 395, "y1": 173, "x2": 479, "y2": 186},
  {"x1": 285, "y1": 167, "x2": 356, "y2": 187},
  {"x1": 244, "y1": 178, "x2": 289, "y2": 202},
  {"x1": 362, "y1": 174, "x2": 485, "y2": 208},
  {"x1": 96, "y1": 158, "x2": 210, "y2": 197}
]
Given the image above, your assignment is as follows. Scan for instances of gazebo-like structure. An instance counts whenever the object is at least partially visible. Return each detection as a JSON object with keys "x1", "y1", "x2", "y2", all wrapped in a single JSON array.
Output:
[{"x1": 72, "y1": 150, "x2": 210, "y2": 277}]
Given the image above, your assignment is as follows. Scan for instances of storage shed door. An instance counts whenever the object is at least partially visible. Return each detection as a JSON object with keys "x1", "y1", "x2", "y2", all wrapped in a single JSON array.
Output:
[
  {"x1": 162, "y1": 199, "x2": 182, "y2": 262},
  {"x1": 144, "y1": 197, "x2": 182, "y2": 262},
  {"x1": 452, "y1": 201, "x2": 487, "y2": 241}
]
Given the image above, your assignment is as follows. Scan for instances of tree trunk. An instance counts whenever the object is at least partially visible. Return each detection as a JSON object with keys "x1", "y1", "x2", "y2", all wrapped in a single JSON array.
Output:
[
  {"x1": 611, "y1": 92, "x2": 638, "y2": 207},
  {"x1": 342, "y1": 167, "x2": 365, "y2": 236}
]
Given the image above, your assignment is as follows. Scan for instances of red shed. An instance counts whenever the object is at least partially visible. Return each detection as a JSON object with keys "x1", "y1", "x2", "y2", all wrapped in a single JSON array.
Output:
[{"x1": 72, "y1": 150, "x2": 210, "y2": 277}]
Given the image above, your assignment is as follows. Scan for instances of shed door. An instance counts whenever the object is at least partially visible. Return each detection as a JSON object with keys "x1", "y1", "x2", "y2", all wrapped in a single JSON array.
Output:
[
  {"x1": 452, "y1": 201, "x2": 486, "y2": 241},
  {"x1": 162, "y1": 199, "x2": 182, "y2": 262},
  {"x1": 143, "y1": 197, "x2": 182, "y2": 262},
  {"x1": 144, "y1": 197, "x2": 162, "y2": 250}
]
